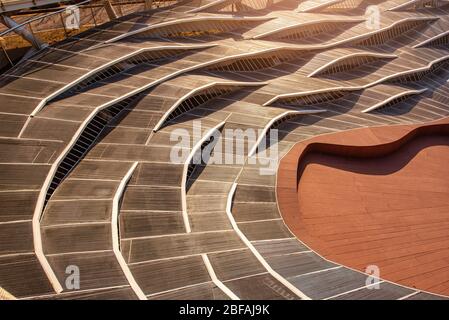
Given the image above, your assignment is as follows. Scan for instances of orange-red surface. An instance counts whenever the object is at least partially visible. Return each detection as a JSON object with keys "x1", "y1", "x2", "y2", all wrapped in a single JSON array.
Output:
[{"x1": 277, "y1": 118, "x2": 449, "y2": 296}]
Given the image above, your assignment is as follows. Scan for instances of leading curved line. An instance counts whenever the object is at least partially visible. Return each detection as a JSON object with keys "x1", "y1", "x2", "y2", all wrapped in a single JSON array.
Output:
[
  {"x1": 22, "y1": 6, "x2": 442, "y2": 299},
  {"x1": 362, "y1": 88, "x2": 428, "y2": 113},
  {"x1": 413, "y1": 30, "x2": 449, "y2": 48},
  {"x1": 33, "y1": 203, "x2": 63, "y2": 293},
  {"x1": 226, "y1": 183, "x2": 310, "y2": 300},
  {"x1": 28, "y1": 44, "x2": 216, "y2": 118},
  {"x1": 153, "y1": 81, "x2": 267, "y2": 132},
  {"x1": 265, "y1": 54, "x2": 449, "y2": 106},
  {"x1": 0, "y1": 286, "x2": 17, "y2": 300},
  {"x1": 102, "y1": 15, "x2": 272, "y2": 44},
  {"x1": 29, "y1": 48, "x2": 311, "y2": 277},
  {"x1": 297, "y1": 0, "x2": 345, "y2": 12},
  {"x1": 250, "y1": 17, "x2": 365, "y2": 40},
  {"x1": 251, "y1": 17, "x2": 438, "y2": 54},
  {"x1": 29, "y1": 48, "x2": 288, "y2": 264},
  {"x1": 308, "y1": 52, "x2": 397, "y2": 77},
  {"x1": 263, "y1": 86, "x2": 358, "y2": 106},
  {"x1": 387, "y1": 0, "x2": 430, "y2": 11},
  {"x1": 276, "y1": 120, "x2": 449, "y2": 299},
  {"x1": 201, "y1": 254, "x2": 240, "y2": 300},
  {"x1": 248, "y1": 110, "x2": 326, "y2": 157},
  {"x1": 181, "y1": 121, "x2": 227, "y2": 234},
  {"x1": 112, "y1": 162, "x2": 147, "y2": 300},
  {"x1": 98, "y1": 16, "x2": 437, "y2": 70},
  {"x1": 338, "y1": 16, "x2": 438, "y2": 46}
]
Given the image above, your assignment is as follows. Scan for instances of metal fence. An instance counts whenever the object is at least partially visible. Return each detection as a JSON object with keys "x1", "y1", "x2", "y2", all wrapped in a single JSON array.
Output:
[{"x1": 0, "y1": 0, "x2": 176, "y2": 71}]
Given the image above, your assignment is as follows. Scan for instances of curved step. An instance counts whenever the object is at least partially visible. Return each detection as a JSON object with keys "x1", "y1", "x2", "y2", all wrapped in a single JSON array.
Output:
[
  {"x1": 354, "y1": 17, "x2": 437, "y2": 46},
  {"x1": 414, "y1": 30, "x2": 449, "y2": 48},
  {"x1": 30, "y1": 44, "x2": 214, "y2": 117},
  {"x1": 252, "y1": 18, "x2": 364, "y2": 41},
  {"x1": 205, "y1": 47, "x2": 304, "y2": 72},
  {"x1": 248, "y1": 109, "x2": 326, "y2": 157},
  {"x1": 264, "y1": 87, "x2": 359, "y2": 107},
  {"x1": 154, "y1": 81, "x2": 266, "y2": 131},
  {"x1": 385, "y1": 55, "x2": 449, "y2": 83},
  {"x1": 362, "y1": 88, "x2": 427, "y2": 113},
  {"x1": 103, "y1": 16, "x2": 271, "y2": 43}
]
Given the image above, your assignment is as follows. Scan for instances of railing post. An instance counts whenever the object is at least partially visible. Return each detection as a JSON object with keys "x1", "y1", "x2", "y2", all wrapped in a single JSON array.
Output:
[
  {"x1": 103, "y1": 0, "x2": 119, "y2": 20},
  {"x1": 59, "y1": 12, "x2": 69, "y2": 39}
]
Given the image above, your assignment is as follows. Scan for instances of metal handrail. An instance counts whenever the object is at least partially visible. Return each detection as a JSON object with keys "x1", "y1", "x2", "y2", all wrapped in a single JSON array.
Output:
[
  {"x1": 0, "y1": 0, "x2": 163, "y2": 71},
  {"x1": 0, "y1": 0, "x2": 92, "y2": 37}
]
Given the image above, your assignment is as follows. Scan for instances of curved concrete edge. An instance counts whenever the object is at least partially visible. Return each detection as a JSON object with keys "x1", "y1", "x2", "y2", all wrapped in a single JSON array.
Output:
[
  {"x1": 225, "y1": 182, "x2": 311, "y2": 300},
  {"x1": 30, "y1": 44, "x2": 299, "y2": 133},
  {"x1": 181, "y1": 121, "x2": 227, "y2": 234},
  {"x1": 275, "y1": 118, "x2": 449, "y2": 299},
  {"x1": 201, "y1": 254, "x2": 240, "y2": 300},
  {"x1": 247, "y1": 17, "x2": 439, "y2": 69},
  {"x1": 334, "y1": 16, "x2": 439, "y2": 46},
  {"x1": 32, "y1": 188, "x2": 64, "y2": 294},
  {"x1": 27, "y1": 44, "x2": 217, "y2": 119},
  {"x1": 248, "y1": 109, "x2": 326, "y2": 157},
  {"x1": 30, "y1": 105, "x2": 114, "y2": 294},
  {"x1": 249, "y1": 16, "x2": 437, "y2": 52},
  {"x1": 31, "y1": 71, "x2": 229, "y2": 248},
  {"x1": 24, "y1": 35, "x2": 434, "y2": 295},
  {"x1": 381, "y1": 54, "x2": 449, "y2": 82},
  {"x1": 103, "y1": 15, "x2": 273, "y2": 44},
  {"x1": 387, "y1": 0, "x2": 420, "y2": 11},
  {"x1": 413, "y1": 29, "x2": 449, "y2": 48},
  {"x1": 265, "y1": 54, "x2": 449, "y2": 106},
  {"x1": 308, "y1": 52, "x2": 398, "y2": 78},
  {"x1": 29, "y1": 61, "x2": 207, "y2": 294},
  {"x1": 112, "y1": 162, "x2": 147, "y2": 300},
  {"x1": 83, "y1": 16, "x2": 438, "y2": 93},
  {"x1": 203, "y1": 45, "x2": 307, "y2": 66},
  {"x1": 263, "y1": 86, "x2": 360, "y2": 106},
  {"x1": 251, "y1": 17, "x2": 365, "y2": 40},
  {"x1": 153, "y1": 81, "x2": 267, "y2": 132},
  {"x1": 362, "y1": 88, "x2": 428, "y2": 113}
]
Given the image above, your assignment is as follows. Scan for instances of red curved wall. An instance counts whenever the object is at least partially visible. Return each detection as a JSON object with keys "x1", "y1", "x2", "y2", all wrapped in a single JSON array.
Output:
[{"x1": 277, "y1": 118, "x2": 449, "y2": 296}]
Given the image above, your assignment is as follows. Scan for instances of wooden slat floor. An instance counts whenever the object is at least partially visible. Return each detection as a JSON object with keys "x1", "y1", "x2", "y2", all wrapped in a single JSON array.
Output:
[{"x1": 1, "y1": 0, "x2": 449, "y2": 299}]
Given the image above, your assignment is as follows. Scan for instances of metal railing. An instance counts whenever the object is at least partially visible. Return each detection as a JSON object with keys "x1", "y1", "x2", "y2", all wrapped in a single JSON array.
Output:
[{"x1": 0, "y1": 0, "x2": 176, "y2": 71}]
